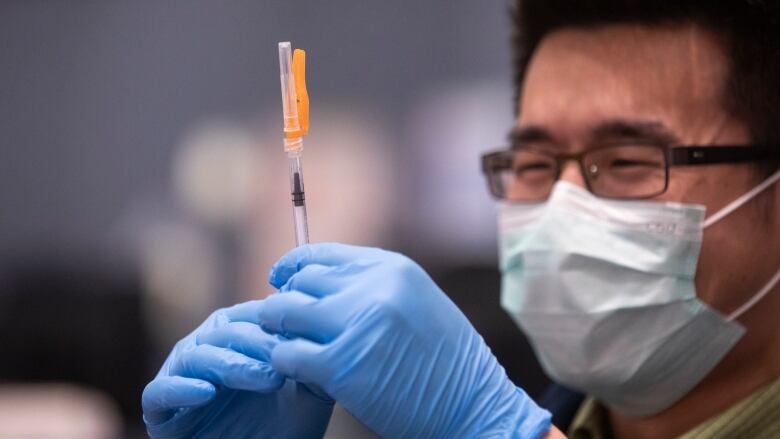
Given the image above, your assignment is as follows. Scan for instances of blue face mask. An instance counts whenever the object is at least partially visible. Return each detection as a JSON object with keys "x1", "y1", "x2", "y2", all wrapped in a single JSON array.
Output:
[{"x1": 499, "y1": 171, "x2": 780, "y2": 418}]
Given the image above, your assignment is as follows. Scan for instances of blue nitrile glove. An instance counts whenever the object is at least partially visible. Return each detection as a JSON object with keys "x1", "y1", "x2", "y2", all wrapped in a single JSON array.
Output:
[
  {"x1": 258, "y1": 243, "x2": 552, "y2": 439},
  {"x1": 141, "y1": 301, "x2": 334, "y2": 439}
]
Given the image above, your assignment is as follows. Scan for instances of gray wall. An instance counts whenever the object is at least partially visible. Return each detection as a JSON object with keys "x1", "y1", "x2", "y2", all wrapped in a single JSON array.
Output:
[{"x1": 0, "y1": 0, "x2": 513, "y2": 264}]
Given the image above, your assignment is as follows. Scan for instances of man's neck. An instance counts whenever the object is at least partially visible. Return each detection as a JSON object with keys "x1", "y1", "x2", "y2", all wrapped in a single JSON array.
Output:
[{"x1": 607, "y1": 324, "x2": 779, "y2": 439}]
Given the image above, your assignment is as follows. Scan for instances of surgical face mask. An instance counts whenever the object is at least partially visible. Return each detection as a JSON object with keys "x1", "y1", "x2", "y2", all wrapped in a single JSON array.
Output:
[{"x1": 499, "y1": 170, "x2": 780, "y2": 418}]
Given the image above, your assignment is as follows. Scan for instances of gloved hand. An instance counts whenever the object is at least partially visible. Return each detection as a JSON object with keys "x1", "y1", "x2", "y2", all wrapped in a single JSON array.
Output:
[
  {"x1": 254, "y1": 243, "x2": 552, "y2": 439},
  {"x1": 141, "y1": 301, "x2": 334, "y2": 439}
]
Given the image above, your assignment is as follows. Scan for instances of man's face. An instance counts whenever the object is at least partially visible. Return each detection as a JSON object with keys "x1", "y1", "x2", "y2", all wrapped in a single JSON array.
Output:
[{"x1": 518, "y1": 25, "x2": 779, "y2": 330}]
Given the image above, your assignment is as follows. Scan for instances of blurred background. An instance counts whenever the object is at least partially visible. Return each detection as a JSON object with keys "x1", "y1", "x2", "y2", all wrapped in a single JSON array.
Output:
[{"x1": 0, "y1": 0, "x2": 549, "y2": 437}]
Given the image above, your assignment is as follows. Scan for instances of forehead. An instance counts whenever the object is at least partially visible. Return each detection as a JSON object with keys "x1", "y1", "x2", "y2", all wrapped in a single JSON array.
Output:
[{"x1": 518, "y1": 24, "x2": 730, "y2": 140}]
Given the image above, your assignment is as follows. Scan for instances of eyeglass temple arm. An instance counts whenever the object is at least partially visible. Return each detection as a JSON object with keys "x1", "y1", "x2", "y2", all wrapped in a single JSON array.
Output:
[{"x1": 670, "y1": 145, "x2": 779, "y2": 166}]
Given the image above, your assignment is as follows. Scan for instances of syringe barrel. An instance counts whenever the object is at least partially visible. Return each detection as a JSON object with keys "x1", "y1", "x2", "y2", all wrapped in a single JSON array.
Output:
[{"x1": 287, "y1": 152, "x2": 309, "y2": 246}]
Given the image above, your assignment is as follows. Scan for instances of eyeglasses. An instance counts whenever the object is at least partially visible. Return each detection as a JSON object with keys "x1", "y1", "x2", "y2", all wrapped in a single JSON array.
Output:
[{"x1": 481, "y1": 143, "x2": 779, "y2": 201}]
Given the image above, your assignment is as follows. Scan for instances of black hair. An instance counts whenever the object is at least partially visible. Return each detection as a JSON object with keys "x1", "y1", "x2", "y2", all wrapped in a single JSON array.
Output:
[{"x1": 512, "y1": 0, "x2": 780, "y2": 174}]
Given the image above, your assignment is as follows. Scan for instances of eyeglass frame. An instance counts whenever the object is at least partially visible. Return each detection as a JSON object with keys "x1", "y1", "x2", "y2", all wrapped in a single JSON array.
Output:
[{"x1": 481, "y1": 143, "x2": 780, "y2": 201}]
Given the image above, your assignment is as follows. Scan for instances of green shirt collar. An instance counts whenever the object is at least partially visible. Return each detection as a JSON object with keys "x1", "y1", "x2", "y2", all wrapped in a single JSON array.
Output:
[{"x1": 568, "y1": 376, "x2": 780, "y2": 439}]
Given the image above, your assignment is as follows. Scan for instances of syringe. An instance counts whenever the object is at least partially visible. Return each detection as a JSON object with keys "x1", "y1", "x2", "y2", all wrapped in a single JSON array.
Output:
[{"x1": 278, "y1": 42, "x2": 310, "y2": 246}]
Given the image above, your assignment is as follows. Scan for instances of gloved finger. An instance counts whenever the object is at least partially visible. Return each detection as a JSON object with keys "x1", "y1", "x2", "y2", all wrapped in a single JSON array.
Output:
[
  {"x1": 257, "y1": 291, "x2": 346, "y2": 343},
  {"x1": 269, "y1": 243, "x2": 382, "y2": 288},
  {"x1": 142, "y1": 376, "x2": 216, "y2": 424},
  {"x1": 271, "y1": 338, "x2": 330, "y2": 386},
  {"x1": 279, "y1": 263, "x2": 345, "y2": 297},
  {"x1": 196, "y1": 321, "x2": 279, "y2": 362},
  {"x1": 220, "y1": 299, "x2": 265, "y2": 324},
  {"x1": 171, "y1": 344, "x2": 285, "y2": 392}
]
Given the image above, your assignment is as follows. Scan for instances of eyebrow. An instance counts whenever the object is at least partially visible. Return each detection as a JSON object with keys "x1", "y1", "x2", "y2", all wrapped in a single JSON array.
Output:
[
  {"x1": 593, "y1": 119, "x2": 678, "y2": 144},
  {"x1": 508, "y1": 119, "x2": 679, "y2": 149},
  {"x1": 508, "y1": 125, "x2": 555, "y2": 147}
]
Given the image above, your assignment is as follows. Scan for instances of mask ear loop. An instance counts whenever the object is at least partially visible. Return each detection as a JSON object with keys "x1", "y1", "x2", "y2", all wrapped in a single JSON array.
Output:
[
  {"x1": 703, "y1": 168, "x2": 780, "y2": 228},
  {"x1": 728, "y1": 268, "x2": 780, "y2": 321},
  {"x1": 701, "y1": 167, "x2": 780, "y2": 321}
]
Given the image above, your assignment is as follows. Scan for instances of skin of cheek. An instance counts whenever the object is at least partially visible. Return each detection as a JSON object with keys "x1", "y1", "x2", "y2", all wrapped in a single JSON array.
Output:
[
  {"x1": 707, "y1": 188, "x2": 779, "y2": 311},
  {"x1": 660, "y1": 117, "x2": 770, "y2": 313},
  {"x1": 676, "y1": 169, "x2": 759, "y2": 310}
]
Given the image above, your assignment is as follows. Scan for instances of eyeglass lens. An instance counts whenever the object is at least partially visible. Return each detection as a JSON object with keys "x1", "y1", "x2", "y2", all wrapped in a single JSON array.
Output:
[{"x1": 491, "y1": 144, "x2": 667, "y2": 200}]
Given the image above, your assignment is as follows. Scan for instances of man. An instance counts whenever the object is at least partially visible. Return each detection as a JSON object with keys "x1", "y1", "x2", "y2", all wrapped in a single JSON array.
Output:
[{"x1": 141, "y1": 1, "x2": 779, "y2": 438}]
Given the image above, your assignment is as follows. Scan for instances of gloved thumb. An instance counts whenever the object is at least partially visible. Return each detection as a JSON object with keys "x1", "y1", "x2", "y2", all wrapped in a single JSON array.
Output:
[{"x1": 142, "y1": 376, "x2": 216, "y2": 424}]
